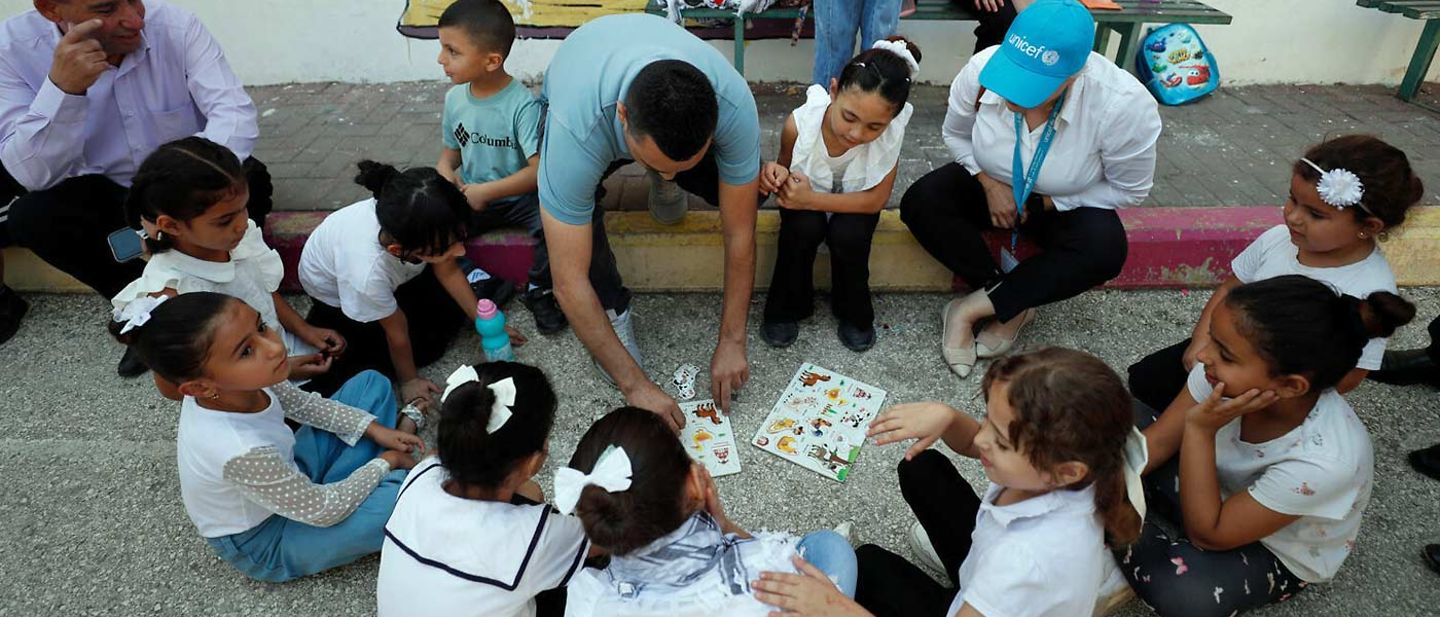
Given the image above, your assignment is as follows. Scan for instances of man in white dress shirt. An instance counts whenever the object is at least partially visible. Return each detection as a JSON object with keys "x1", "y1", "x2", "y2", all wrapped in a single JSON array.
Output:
[{"x1": 0, "y1": 0, "x2": 271, "y2": 351}]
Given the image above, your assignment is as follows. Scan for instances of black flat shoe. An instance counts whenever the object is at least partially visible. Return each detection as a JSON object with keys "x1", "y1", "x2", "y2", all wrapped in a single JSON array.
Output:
[
  {"x1": 117, "y1": 346, "x2": 149, "y2": 378},
  {"x1": 837, "y1": 321, "x2": 876, "y2": 352},
  {"x1": 521, "y1": 287, "x2": 568, "y2": 335},
  {"x1": 1425, "y1": 544, "x2": 1440, "y2": 575},
  {"x1": 761, "y1": 321, "x2": 798, "y2": 348},
  {"x1": 1409, "y1": 443, "x2": 1440, "y2": 482},
  {"x1": 0, "y1": 287, "x2": 28, "y2": 345},
  {"x1": 1370, "y1": 348, "x2": 1440, "y2": 387}
]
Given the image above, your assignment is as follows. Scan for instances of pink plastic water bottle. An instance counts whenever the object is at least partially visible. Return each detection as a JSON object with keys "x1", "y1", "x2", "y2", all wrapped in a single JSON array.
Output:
[{"x1": 475, "y1": 299, "x2": 514, "y2": 362}]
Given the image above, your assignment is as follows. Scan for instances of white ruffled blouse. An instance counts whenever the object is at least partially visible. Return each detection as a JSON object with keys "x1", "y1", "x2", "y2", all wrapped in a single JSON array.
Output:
[{"x1": 788, "y1": 84, "x2": 912, "y2": 195}]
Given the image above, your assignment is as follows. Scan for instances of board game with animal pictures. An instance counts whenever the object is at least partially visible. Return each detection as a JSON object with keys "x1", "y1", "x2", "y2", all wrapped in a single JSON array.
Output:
[
  {"x1": 680, "y1": 399, "x2": 742, "y2": 477},
  {"x1": 750, "y1": 363, "x2": 888, "y2": 483}
]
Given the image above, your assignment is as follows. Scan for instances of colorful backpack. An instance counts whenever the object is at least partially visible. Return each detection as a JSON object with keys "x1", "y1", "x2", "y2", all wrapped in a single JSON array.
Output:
[{"x1": 1134, "y1": 23, "x2": 1220, "y2": 106}]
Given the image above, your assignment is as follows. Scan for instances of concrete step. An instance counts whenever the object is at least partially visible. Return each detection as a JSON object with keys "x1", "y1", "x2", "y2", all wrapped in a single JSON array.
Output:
[{"x1": 8, "y1": 206, "x2": 1440, "y2": 293}]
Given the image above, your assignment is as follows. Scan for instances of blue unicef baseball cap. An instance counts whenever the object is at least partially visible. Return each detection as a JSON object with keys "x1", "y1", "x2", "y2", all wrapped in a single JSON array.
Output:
[{"x1": 978, "y1": 0, "x2": 1095, "y2": 109}]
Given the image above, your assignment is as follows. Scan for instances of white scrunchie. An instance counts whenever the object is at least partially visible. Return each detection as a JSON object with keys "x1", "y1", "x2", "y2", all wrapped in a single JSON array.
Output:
[
  {"x1": 1300, "y1": 158, "x2": 1368, "y2": 212},
  {"x1": 113, "y1": 295, "x2": 168, "y2": 335},
  {"x1": 440, "y1": 366, "x2": 515, "y2": 434},
  {"x1": 553, "y1": 445, "x2": 633, "y2": 516},
  {"x1": 871, "y1": 39, "x2": 920, "y2": 76}
]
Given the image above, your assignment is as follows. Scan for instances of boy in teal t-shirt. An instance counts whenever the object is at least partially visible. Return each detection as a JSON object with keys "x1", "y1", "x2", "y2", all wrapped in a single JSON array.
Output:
[{"x1": 435, "y1": 0, "x2": 565, "y2": 334}]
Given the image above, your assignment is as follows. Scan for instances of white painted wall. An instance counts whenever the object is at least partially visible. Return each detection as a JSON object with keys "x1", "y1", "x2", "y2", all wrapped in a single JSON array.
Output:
[{"x1": 2, "y1": 0, "x2": 1437, "y2": 86}]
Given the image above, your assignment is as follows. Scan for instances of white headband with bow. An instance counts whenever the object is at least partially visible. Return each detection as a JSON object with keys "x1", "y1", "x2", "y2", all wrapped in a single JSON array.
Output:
[
  {"x1": 1300, "y1": 158, "x2": 1370, "y2": 214},
  {"x1": 554, "y1": 445, "x2": 633, "y2": 516},
  {"x1": 114, "y1": 295, "x2": 169, "y2": 335},
  {"x1": 871, "y1": 39, "x2": 920, "y2": 76},
  {"x1": 441, "y1": 366, "x2": 515, "y2": 434}
]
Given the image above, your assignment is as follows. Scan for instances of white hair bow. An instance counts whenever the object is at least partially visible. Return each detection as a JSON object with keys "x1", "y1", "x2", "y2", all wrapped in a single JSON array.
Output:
[
  {"x1": 1121, "y1": 427, "x2": 1149, "y2": 520},
  {"x1": 441, "y1": 366, "x2": 515, "y2": 434},
  {"x1": 113, "y1": 295, "x2": 169, "y2": 335},
  {"x1": 871, "y1": 39, "x2": 920, "y2": 76},
  {"x1": 1300, "y1": 158, "x2": 1368, "y2": 213},
  {"x1": 554, "y1": 446, "x2": 633, "y2": 516}
]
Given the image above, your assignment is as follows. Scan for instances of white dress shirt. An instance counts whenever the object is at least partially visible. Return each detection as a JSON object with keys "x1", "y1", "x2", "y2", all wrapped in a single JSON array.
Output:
[
  {"x1": 943, "y1": 47, "x2": 1162, "y2": 212},
  {"x1": 0, "y1": 0, "x2": 257, "y2": 191}
]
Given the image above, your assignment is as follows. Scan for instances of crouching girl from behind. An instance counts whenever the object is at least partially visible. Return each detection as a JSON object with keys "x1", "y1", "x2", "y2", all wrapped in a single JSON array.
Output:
[
  {"x1": 1125, "y1": 274, "x2": 1414, "y2": 617},
  {"x1": 752, "y1": 347, "x2": 1146, "y2": 617},
  {"x1": 378, "y1": 361, "x2": 590, "y2": 617},
  {"x1": 559, "y1": 407, "x2": 858, "y2": 616},
  {"x1": 109, "y1": 292, "x2": 423, "y2": 582}
]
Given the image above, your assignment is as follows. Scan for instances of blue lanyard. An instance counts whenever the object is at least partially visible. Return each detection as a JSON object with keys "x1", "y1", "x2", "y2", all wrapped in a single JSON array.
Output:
[{"x1": 1009, "y1": 91, "x2": 1066, "y2": 249}]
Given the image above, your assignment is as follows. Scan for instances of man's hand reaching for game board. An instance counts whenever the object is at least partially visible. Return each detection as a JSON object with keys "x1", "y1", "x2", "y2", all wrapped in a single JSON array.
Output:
[{"x1": 711, "y1": 338, "x2": 749, "y2": 414}]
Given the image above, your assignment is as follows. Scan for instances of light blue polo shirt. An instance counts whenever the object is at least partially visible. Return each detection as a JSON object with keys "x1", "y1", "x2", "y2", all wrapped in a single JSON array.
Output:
[{"x1": 538, "y1": 13, "x2": 761, "y2": 226}]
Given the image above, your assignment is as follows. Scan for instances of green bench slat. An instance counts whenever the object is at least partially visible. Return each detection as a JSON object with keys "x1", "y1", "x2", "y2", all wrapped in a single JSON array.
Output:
[
  {"x1": 1366, "y1": 1, "x2": 1440, "y2": 19},
  {"x1": 1357, "y1": 0, "x2": 1440, "y2": 103}
]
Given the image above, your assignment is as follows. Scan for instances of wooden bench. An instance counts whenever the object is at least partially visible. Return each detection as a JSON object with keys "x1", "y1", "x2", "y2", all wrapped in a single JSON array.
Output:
[
  {"x1": 1356, "y1": 0, "x2": 1440, "y2": 103},
  {"x1": 646, "y1": 0, "x2": 1231, "y2": 75}
]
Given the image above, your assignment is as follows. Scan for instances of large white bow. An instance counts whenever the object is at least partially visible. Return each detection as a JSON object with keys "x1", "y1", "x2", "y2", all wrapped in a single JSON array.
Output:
[
  {"x1": 113, "y1": 295, "x2": 169, "y2": 335},
  {"x1": 441, "y1": 365, "x2": 479, "y2": 403},
  {"x1": 553, "y1": 446, "x2": 633, "y2": 516},
  {"x1": 440, "y1": 366, "x2": 515, "y2": 434},
  {"x1": 1122, "y1": 427, "x2": 1149, "y2": 520}
]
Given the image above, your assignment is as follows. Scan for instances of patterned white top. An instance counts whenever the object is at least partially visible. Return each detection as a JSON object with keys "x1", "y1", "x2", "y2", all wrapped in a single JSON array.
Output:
[{"x1": 178, "y1": 380, "x2": 388, "y2": 537}]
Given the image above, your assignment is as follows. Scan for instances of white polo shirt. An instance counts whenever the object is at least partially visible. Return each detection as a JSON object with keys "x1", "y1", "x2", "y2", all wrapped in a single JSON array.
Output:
[
  {"x1": 942, "y1": 47, "x2": 1162, "y2": 212},
  {"x1": 947, "y1": 483, "x2": 1108, "y2": 617},
  {"x1": 377, "y1": 458, "x2": 590, "y2": 617}
]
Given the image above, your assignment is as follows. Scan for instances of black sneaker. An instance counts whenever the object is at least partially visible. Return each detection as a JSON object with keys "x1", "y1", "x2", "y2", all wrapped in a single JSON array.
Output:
[
  {"x1": 0, "y1": 286, "x2": 27, "y2": 345},
  {"x1": 521, "y1": 287, "x2": 568, "y2": 335},
  {"x1": 837, "y1": 321, "x2": 876, "y2": 352},
  {"x1": 471, "y1": 276, "x2": 517, "y2": 309},
  {"x1": 761, "y1": 321, "x2": 799, "y2": 348},
  {"x1": 117, "y1": 345, "x2": 149, "y2": 378}
]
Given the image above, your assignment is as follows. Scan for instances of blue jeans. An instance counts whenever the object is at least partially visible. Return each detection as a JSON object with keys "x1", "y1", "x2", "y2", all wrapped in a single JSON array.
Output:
[
  {"x1": 206, "y1": 370, "x2": 408, "y2": 582},
  {"x1": 797, "y1": 529, "x2": 859, "y2": 597},
  {"x1": 812, "y1": 0, "x2": 902, "y2": 87}
]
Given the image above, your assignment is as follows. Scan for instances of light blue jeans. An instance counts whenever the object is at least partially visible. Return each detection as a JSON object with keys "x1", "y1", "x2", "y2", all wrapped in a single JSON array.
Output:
[
  {"x1": 206, "y1": 370, "x2": 408, "y2": 583},
  {"x1": 812, "y1": 0, "x2": 903, "y2": 87},
  {"x1": 797, "y1": 529, "x2": 859, "y2": 597}
]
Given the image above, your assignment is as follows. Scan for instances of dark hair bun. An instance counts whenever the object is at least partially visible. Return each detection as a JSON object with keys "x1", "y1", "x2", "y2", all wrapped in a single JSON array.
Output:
[
  {"x1": 1360, "y1": 290, "x2": 1416, "y2": 338},
  {"x1": 568, "y1": 407, "x2": 693, "y2": 555},
  {"x1": 355, "y1": 160, "x2": 400, "y2": 196}
]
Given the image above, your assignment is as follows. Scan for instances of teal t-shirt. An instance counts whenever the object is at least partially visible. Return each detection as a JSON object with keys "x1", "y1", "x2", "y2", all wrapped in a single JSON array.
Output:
[
  {"x1": 442, "y1": 78, "x2": 542, "y2": 204},
  {"x1": 537, "y1": 13, "x2": 761, "y2": 225}
]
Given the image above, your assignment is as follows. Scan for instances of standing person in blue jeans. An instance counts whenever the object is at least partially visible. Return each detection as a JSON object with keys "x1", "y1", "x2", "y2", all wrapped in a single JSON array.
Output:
[{"x1": 813, "y1": 0, "x2": 1023, "y2": 87}]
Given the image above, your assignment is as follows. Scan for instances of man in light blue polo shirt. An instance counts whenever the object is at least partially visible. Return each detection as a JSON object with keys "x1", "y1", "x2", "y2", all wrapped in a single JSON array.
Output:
[{"x1": 538, "y1": 13, "x2": 760, "y2": 428}]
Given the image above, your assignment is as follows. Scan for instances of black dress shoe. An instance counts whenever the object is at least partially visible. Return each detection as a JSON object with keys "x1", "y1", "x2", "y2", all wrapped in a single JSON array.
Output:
[
  {"x1": 1370, "y1": 348, "x2": 1440, "y2": 387},
  {"x1": 521, "y1": 288, "x2": 568, "y2": 335},
  {"x1": 0, "y1": 286, "x2": 28, "y2": 345},
  {"x1": 837, "y1": 321, "x2": 876, "y2": 352},
  {"x1": 761, "y1": 321, "x2": 799, "y2": 348},
  {"x1": 1409, "y1": 443, "x2": 1440, "y2": 482},
  {"x1": 117, "y1": 346, "x2": 149, "y2": 378},
  {"x1": 471, "y1": 277, "x2": 516, "y2": 309},
  {"x1": 1425, "y1": 544, "x2": 1440, "y2": 575}
]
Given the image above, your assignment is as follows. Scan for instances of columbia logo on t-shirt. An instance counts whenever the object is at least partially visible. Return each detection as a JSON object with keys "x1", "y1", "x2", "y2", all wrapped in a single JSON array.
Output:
[{"x1": 452, "y1": 123, "x2": 515, "y2": 149}]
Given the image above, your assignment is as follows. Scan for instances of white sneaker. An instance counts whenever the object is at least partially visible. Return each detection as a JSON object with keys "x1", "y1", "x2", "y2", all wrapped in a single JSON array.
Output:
[
  {"x1": 1093, "y1": 556, "x2": 1135, "y2": 616},
  {"x1": 646, "y1": 169, "x2": 688, "y2": 225},
  {"x1": 593, "y1": 308, "x2": 645, "y2": 388},
  {"x1": 908, "y1": 521, "x2": 945, "y2": 574}
]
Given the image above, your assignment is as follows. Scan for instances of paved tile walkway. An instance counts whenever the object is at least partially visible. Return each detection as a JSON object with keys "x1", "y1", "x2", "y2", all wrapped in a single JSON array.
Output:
[{"x1": 248, "y1": 81, "x2": 1440, "y2": 214}]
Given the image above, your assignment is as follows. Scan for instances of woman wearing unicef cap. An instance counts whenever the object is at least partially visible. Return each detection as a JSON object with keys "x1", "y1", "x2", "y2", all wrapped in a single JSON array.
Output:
[{"x1": 900, "y1": 0, "x2": 1161, "y2": 378}]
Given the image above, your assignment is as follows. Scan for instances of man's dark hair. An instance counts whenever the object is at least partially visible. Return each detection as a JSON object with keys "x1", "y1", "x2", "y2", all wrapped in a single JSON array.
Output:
[
  {"x1": 622, "y1": 60, "x2": 718, "y2": 162},
  {"x1": 438, "y1": 0, "x2": 517, "y2": 57}
]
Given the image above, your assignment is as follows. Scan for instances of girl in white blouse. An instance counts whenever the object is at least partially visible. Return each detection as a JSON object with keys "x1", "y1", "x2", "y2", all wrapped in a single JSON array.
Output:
[
  {"x1": 1129, "y1": 275, "x2": 1413, "y2": 617},
  {"x1": 112, "y1": 137, "x2": 344, "y2": 383},
  {"x1": 109, "y1": 291, "x2": 423, "y2": 582},
  {"x1": 899, "y1": 0, "x2": 1161, "y2": 378},
  {"x1": 759, "y1": 38, "x2": 919, "y2": 352}
]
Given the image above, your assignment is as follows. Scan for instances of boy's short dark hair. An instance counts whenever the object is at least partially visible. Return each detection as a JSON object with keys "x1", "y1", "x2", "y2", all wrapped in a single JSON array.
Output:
[
  {"x1": 438, "y1": 0, "x2": 517, "y2": 57},
  {"x1": 622, "y1": 60, "x2": 718, "y2": 162}
]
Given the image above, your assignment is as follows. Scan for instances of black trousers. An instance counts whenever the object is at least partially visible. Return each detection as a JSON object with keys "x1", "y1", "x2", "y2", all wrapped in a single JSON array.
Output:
[
  {"x1": 1128, "y1": 338, "x2": 1192, "y2": 414},
  {"x1": 300, "y1": 267, "x2": 466, "y2": 397},
  {"x1": 900, "y1": 162, "x2": 1128, "y2": 322},
  {"x1": 764, "y1": 208, "x2": 880, "y2": 328},
  {"x1": 1124, "y1": 401, "x2": 1307, "y2": 617},
  {"x1": 470, "y1": 193, "x2": 552, "y2": 290},
  {"x1": 855, "y1": 450, "x2": 981, "y2": 617},
  {"x1": 0, "y1": 158, "x2": 274, "y2": 298},
  {"x1": 948, "y1": 0, "x2": 1019, "y2": 53}
]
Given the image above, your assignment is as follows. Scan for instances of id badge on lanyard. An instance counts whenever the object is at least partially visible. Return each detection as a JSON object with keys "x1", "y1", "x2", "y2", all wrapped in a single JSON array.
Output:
[{"x1": 1002, "y1": 92, "x2": 1066, "y2": 272}]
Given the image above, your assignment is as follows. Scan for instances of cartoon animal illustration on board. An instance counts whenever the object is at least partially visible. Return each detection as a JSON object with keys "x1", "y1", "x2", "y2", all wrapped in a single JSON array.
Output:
[
  {"x1": 809, "y1": 418, "x2": 832, "y2": 437},
  {"x1": 752, "y1": 363, "x2": 888, "y2": 483},
  {"x1": 777, "y1": 436, "x2": 799, "y2": 455},
  {"x1": 692, "y1": 401, "x2": 722, "y2": 425},
  {"x1": 799, "y1": 370, "x2": 831, "y2": 387},
  {"x1": 679, "y1": 399, "x2": 742, "y2": 477}
]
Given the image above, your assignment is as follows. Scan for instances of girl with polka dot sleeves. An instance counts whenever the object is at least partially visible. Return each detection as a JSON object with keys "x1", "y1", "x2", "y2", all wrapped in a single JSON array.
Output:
[
  {"x1": 108, "y1": 292, "x2": 424, "y2": 582},
  {"x1": 1126, "y1": 275, "x2": 1415, "y2": 617}
]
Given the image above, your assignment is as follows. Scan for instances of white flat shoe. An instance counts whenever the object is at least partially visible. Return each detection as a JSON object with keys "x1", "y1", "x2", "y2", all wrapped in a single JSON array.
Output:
[
  {"x1": 976, "y1": 308, "x2": 1037, "y2": 359},
  {"x1": 908, "y1": 521, "x2": 945, "y2": 574},
  {"x1": 941, "y1": 299, "x2": 977, "y2": 378}
]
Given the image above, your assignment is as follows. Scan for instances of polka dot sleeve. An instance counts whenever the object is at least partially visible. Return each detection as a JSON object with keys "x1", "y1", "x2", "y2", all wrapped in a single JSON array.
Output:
[
  {"x1": 271, "y1": 380, "x2": 376, "y2": 447},
  {"x1": 221, "y1": 446, "x2": 392, "y2": 528}
]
